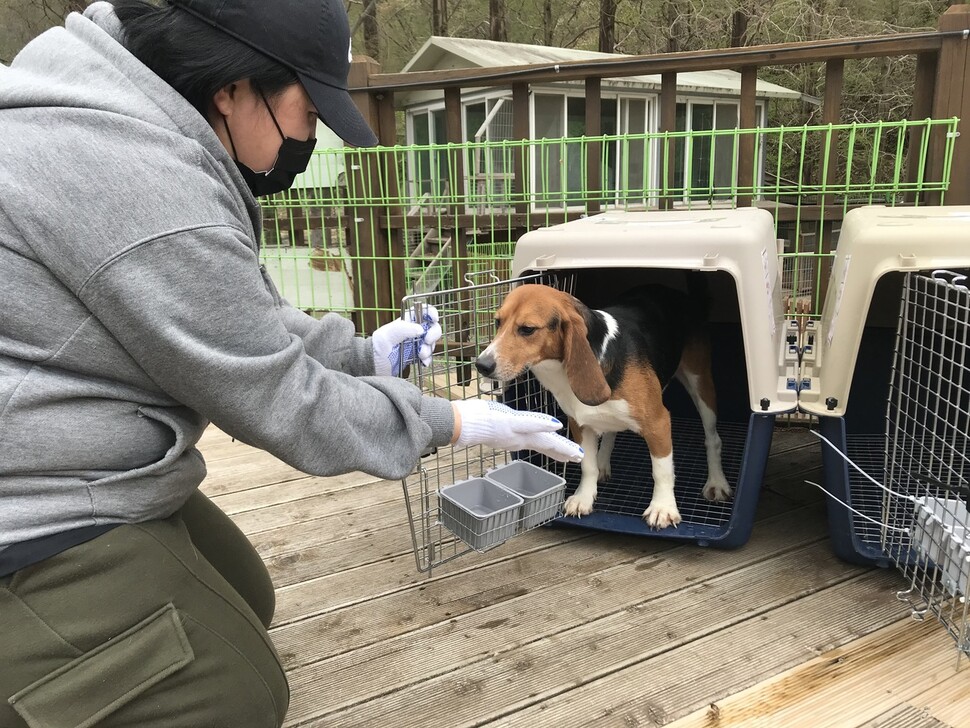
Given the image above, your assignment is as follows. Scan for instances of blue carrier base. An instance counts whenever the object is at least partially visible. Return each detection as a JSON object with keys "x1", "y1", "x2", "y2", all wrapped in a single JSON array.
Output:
[
  {"x1": 817, "y1": 416, "x2": 895, "y2": 568},
  {"x1": 551, "y1": 412, "x2": 775, "y2": 548}
]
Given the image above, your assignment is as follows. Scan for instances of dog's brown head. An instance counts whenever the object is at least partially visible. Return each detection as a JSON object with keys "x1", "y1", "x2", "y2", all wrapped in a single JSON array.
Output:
[{"x1": 475, "y1": 284, "x2": 611, "y2": 406}]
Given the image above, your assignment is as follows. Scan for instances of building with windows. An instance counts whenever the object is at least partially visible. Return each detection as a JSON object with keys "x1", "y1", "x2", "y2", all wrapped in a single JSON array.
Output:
[{"x1": 397, "y1": 36, "x2": 804, "y2": 209}]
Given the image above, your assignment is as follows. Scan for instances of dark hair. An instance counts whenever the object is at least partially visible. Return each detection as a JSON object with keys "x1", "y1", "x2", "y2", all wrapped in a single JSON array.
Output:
[{"x1": 112, "y1": 0, "x2": 298, "y2": 118}]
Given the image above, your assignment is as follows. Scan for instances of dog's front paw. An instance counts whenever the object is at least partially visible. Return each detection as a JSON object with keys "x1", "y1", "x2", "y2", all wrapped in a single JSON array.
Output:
[
  {"x1": 702, "y1": 475, "x2": 733, "y2": 502},
  {"x1": 597, "y1": 462, "x2": 612, "y2": 483},
  {"x1": 564, "y1": 492, "x2": 595, "y2": 517},
  {"x1": 643, "y1": 500, "x2": 681, "y2": 529}
]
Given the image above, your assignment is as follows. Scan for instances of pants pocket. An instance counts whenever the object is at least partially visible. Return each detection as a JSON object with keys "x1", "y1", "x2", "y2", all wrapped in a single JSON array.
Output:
[{"x1": 9, "y1": 604, "x2": 193, "y2": 728}]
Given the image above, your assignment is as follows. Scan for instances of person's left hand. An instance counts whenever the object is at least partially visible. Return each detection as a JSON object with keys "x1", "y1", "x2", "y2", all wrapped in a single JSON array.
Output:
[{"x1": 372, "y1": 304, "x2": 442, "y2": 377}]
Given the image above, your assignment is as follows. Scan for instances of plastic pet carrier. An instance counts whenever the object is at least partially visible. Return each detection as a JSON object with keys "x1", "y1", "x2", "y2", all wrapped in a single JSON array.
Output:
[
  {"x1": 800, "y1": 205, "x2": 970, "y2": 566},
  {"x1": 400, "y1": 208, "x2": 794, "y2": 573}
]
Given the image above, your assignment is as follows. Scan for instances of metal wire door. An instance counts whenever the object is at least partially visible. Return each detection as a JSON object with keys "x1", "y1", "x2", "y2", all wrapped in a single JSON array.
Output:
[
  {"x1": 882, "y1": 271, "x2": 970, "y2": 655},
  {"x1": 399, "y1": 271, "x2": 567, "y2": 574}
]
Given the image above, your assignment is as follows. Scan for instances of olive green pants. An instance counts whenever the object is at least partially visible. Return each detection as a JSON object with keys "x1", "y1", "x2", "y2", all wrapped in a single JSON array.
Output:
[{"x1": 0, "y1": 492, "x2": 289, "y2": 728}]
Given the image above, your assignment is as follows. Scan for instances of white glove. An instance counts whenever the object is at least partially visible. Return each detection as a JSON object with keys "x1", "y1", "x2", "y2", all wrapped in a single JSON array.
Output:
[
  {"x1": 372, "y1": 305, "x2": 442, "y2": 377},
  {"x1": 452, "y1": 399, "x2": 584, "y2": 463}
]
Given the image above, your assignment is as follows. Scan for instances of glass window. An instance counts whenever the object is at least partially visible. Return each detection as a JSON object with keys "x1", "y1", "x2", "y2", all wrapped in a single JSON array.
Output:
[
  {"x1": 714, "y1": 102, "x2": 739, "y2": 198},
  {"x1": 672, "y1": 102, "x2": 688, "y2": 194},
  {"x1": 411, "y1": 111, "x2": 433, "y2": 196},
  {"x1": 408, "y1": 109, "x2": 450, "y2": 198},
  {"x1": 600, "y1": 98, "x2": 618, "y2": 195},
  {"x1": 564, "y1": 98, "x2": 586, "y2": 204},
  {"x1": 689, "y1": 102, "x2": 714, "y2": 199},
  {"x1": 534, "y1": 94, "x2": 564, "y2": 139},
  {"x1": 465, "y1": 102, "x2": 486, "y2": 143},
  {"x1": 668, "y1": 100, "x2": 745, "y2": 202},
  {"x1": 431, "y1": 109, "x2": 448, "y2": 196},
  {"x1": 465, "y1": 99, "x2": 515, "y2": 209},
  {"x1": 619, "y1": 98, "x2": 648, "y2": 202},
  {"x1": 534, "y1": 95, "x2": 565, "y2": 201}
]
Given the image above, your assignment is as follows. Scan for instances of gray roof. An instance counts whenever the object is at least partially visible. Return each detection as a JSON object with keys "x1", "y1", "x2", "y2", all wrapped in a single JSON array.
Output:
[{"x1": 401, "y1": 36, "x2": 802, "y2": 100}]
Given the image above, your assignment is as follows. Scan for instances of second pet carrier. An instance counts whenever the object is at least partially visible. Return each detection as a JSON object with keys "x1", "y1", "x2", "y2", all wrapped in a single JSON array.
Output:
[{"x1": 801, "y1": 205, "x2": 970, "y2": 566}]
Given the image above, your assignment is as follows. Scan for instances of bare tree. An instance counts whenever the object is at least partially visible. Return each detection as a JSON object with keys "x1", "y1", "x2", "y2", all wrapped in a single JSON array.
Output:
[
  {"x1": 661, "y1": 0, "x2": 695, "y2": 53},
  {"x1": 730, "y1": 5, "x2": 749, "y2": 46},
  {"x1": 489, "y1": 0, "x2": 507, "y2": 41},
  {"x1": 432, "y1": 0, "x2": 448, "y2": 36},
  {"x1": 362, "y1": 0, "x2": 381, "y2": 58},
  {"x1": 1, "y1": 0, "x2": 86, "y2": 64},
  {"x1": 599, "y1": 0, "x2": 617, "y2": 52},
  {"x1": 543, "y1": 0, "x2": 553, "y2": 45}
]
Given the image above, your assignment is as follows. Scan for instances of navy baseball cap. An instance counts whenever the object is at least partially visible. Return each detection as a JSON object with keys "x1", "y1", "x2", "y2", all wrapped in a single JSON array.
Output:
[{"x1": 169, "y1": 0, "x2": 378, "y2": 147}]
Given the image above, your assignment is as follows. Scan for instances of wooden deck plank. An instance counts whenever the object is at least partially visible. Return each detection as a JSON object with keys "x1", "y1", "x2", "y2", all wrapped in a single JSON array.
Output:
[
  {"x1": 868, "y1": 670, "x2": 970, "y2": 728},
  {"x1": 267, "y1": 449, "x2": 822, "y2": 656},
  {"x1": 304, "y1": 538, "x2": 865, "y2": 728},
  {"x1": 491, "y1": 570, "x2": 907, "y2": 728},
  {"x1": 223, "y1": 476, "x2": 397, "y2": 533},
  {"x1": 666, "y1": 616, "x2": 962, "y2": 728},
  {"x1": 249, "y1": 439, "x2": 819, "y2": 561},
  {"x1": 270, "y1": 527, "x2": 591, "y2": 625},
  {"x1": 190, "y1": 424, "x2": 961, "y2": 728},
  {"x1": 271, "y1": 531, "x2": 675, "y2": 668},
  {"x1": 225, "y1": 424, "x2": 820, "y2": 565},
  {"x1": 280, "y1": 506, "x2": 835, "y2": 725},
  {"x1": 195, "y1": 425, "x2": 248, "y2": 461},
  {"x1": 248, "y1": 493, "x2": 413, "y2": 558},
  {"x1": 207, "y1": 472, "x2": 381, "y2": 515},
  {"x1": 267, "y1": 479, "x2": 813, "y2": 627},
  {"x1": 201, "y1": 452, "x2": 307, "y2": 496},
  {"x1": 256, "y1": 433, "x2": 820, "y2": 624}
]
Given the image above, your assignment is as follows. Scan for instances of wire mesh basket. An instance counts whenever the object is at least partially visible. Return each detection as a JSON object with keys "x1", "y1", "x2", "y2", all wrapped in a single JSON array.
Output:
[{"x1": 880, "y1": 271, "x2": 970, "y2": 655}]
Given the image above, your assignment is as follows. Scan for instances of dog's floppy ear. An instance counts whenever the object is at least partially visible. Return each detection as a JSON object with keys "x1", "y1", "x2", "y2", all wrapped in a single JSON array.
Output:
[{"x1": 562, "y1": 301, "x2": 611, "y2": 406}]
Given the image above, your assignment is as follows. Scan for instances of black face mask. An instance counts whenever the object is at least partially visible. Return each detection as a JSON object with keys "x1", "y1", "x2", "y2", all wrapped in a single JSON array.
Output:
[{"x1": 224, "y1": 91, "x2": 316, "y2": 197}]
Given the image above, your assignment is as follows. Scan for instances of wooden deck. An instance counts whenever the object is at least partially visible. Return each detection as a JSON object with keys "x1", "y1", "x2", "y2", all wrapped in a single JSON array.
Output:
[{"x1": 196, "y1": 424, "x2": 968, "y2": 728}]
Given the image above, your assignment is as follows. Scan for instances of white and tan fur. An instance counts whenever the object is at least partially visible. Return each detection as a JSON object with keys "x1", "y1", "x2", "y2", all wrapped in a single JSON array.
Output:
[{"x1": 476, "y1": 283, "x2": 730, "y2": 529}]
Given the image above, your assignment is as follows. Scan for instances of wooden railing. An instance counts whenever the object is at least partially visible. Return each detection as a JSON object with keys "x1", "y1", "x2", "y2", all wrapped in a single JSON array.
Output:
[{"x1": 336, "y1": 5, "x2": 970, "y2": 328}]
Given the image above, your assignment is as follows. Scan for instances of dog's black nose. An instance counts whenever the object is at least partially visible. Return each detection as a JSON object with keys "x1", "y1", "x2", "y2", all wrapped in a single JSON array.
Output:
[{"x1": 475, "y1": 354, "x2": 496, "y2": 378}]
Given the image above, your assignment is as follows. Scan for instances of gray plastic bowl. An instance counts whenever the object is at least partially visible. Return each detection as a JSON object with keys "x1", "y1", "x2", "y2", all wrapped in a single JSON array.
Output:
[
  {"x1": 438, "y1": 477, "x2": 523, "y2": 551},
  {"x1": 486, "y1": 460, "x2": 566, "y2": 531}
]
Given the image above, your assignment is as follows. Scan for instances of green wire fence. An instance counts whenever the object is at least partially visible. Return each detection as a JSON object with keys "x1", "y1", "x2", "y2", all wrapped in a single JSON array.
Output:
[{"x1": 258, "y1": 118, "x2": 958, "y2": 330}]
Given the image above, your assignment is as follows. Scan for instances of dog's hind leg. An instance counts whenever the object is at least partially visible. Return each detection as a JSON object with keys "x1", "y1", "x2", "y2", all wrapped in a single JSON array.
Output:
[
  {"x1": 563, "y1": 418, "x2": 600, "y2": 517},
  {"x1": 597, "y1": 431, "x2": 616, "y2": 482},
  {"x1": 675, "y1": 338, "x2": 732, "y2": 502}
]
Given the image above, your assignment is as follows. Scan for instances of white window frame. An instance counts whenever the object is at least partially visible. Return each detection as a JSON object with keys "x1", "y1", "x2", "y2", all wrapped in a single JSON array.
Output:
[
  {"x1": 462, "y1": 93, "x2": 515, "y2": 214},
  {"x1": 671, "y1": 96, "x2": 767, "y2": 205},
  {"x1": 529, "y1": 89, "x2": 631, "y2": 213},
  {"x1": 610, "y1": 94, "x2": 660, "y2": 209},
  {"x1": 405, "y1": 105, "x2": 449, "y2": 202},
  {"x1": 406, "y1": 92, "x2": 769, "y2": 211}
]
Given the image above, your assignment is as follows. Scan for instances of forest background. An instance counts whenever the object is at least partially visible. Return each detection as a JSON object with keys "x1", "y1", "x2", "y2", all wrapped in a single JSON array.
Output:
[{"x1": 1, "y1": 0, "x2": 959, "y2": 134}]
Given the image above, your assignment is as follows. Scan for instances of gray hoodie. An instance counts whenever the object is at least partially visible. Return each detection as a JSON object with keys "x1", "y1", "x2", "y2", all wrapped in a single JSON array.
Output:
[{"x1": 0, "y1": 3, "x2": 454, "y2": 550}]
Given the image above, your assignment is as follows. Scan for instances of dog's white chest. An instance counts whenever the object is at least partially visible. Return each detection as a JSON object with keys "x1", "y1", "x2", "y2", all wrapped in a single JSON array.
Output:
[{"x1": 531, "y1": 361, "x2": 638, "y2": 434}]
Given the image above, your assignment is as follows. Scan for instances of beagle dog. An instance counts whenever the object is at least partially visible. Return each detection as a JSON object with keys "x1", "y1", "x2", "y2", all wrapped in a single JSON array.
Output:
[{"x1": 475, "y1": 282, "x2": 730, "y2": 529}]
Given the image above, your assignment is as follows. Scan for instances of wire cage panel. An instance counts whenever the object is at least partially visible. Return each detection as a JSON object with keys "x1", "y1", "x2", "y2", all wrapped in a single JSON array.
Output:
[
  {"x1": 817, "y1": 272, "x2": 970, "y2": 654},
  {"x1": 881, "y1": 272, "x2": 970, "y2": 654},
  {"x1": 400, "y1": 272, "x2": 567, "y2": 573}
]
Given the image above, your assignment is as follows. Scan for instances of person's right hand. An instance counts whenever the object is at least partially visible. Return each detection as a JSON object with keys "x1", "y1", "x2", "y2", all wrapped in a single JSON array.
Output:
[
  {"x1": 451, "y1": 400, "x2": 584, "y2": 463},
  {"x1": 371, "y1": 305, "x2": 442, "y2": 377}
]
